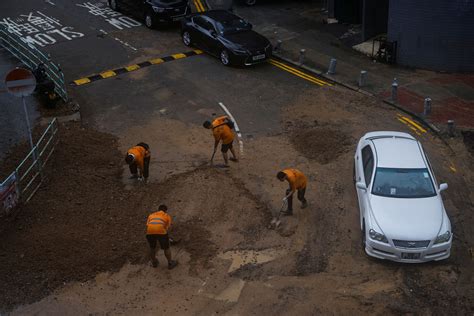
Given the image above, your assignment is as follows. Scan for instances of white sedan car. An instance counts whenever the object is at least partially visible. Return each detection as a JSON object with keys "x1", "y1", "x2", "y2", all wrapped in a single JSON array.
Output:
[{"x1": 354, "y1": 131, "x2": 452, "y2": 262}]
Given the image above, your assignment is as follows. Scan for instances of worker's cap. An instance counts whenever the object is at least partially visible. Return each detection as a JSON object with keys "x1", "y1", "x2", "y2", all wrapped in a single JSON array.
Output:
[
  {"x1": 159, "y1": 204, "x2": 168, "y2": 212},
  {"x1": 203, "y1": 121, "x2": 212, "y2": 129},
  {"x1": 125, "y1": 153, "x2": 135, "y2": 164}
]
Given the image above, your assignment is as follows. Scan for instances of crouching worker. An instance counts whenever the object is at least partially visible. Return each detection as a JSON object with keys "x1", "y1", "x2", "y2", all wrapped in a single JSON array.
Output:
[
  {"x1": 146, "y1": 204, "x2": 178, "y2": 270},
  {"x1": 203, "y1": 116, "x2": 238, "y2": 166},
  {"x1": 125, "y1": 142, "x2": 150, "y2": 182},
  {"x1": 277, "y1": 168, "x2": 308, "y2": 216}
]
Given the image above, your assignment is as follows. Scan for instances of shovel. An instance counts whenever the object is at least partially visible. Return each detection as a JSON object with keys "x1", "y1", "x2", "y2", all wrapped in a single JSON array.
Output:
[{"x1": 269, "y1": 199, "x2": 288, "y2": 229}]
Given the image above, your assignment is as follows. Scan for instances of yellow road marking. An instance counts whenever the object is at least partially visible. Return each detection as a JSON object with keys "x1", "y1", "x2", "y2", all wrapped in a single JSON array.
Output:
[
  {"x1": 150, "y1": 58, "x2": 164, "y2": 64},
  {"x1": 269, "y1": 59, "x2": 331, "y2": 86},
  {"x1": 100, "y1": 70, "x2": 116, "y2": 78},
  {"x1": 194, "y1": 49, "x2": 203, "y2": 54},
  {"x1": 194, "y1": 0, "x2": 205, "y2": 12},
  {"x1": 397, "y1": 118, "x2": 421, "y2": 135},
  {"x1": 125, "y1": 64, "x2": 140, "y2": 71},
  {"x1": 73, "y1": 78, "x2": 91, "y2": 86},
  {"x1": 172, "y1": 53, "x2": 187, "y2": 59},
  {"x1": 396, "y1": 114, "x2": 427, "y2": 133}
]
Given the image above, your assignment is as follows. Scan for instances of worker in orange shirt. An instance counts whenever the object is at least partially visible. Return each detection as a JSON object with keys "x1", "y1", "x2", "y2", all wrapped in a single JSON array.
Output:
[
  {"x1": 146, "y1": 204, "x2": 178, "y2": 269},
  {"x1": 125, "y1": 142, "x2": 151, "y2": 182},
  {"x1": 277, "y1": 168, "x2": 308, "y2": 215},
  {"x1": 203, "y1": 116, "x2": 238, "y2": 167}
]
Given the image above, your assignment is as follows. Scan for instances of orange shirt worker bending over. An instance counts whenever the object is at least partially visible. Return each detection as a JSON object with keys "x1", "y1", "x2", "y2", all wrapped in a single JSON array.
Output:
[
  {"x1": 203, "y1": 116, "x2": 238, "y2": 167},
  {"x1": 277, "y1": 168, "x2": 308, "y2": 216}
]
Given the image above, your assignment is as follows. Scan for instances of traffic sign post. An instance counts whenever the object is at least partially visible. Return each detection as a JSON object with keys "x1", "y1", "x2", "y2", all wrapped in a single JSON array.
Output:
[{"x1": 4, "y1": 68, "x2": 39, "y2": 172}]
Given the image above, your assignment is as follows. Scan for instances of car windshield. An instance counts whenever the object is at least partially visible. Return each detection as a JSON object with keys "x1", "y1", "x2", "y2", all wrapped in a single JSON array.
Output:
[
  {"x1": 216, "y1": 18, "x2": 251, "y2": 35},
  {"x1": 372, "y1": 168, "x2": 436, "y2": 198}
]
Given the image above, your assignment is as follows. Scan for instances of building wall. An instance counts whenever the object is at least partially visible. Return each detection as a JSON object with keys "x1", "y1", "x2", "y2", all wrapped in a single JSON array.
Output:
[
  {"x1": 362, "y1": 0, "x2": 388, "y2": 41},
  {"x1": 387, "y1": 0, "x2": 474, "y2": 72}
]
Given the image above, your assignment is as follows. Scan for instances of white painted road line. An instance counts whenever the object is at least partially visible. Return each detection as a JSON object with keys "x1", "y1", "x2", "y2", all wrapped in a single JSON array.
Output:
[{"x1": 218, "y1": 102, "x2": 244, "y2": 156}]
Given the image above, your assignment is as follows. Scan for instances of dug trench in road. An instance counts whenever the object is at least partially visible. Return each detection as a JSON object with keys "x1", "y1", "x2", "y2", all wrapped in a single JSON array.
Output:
[{"x1": 3, "y1": 84, "x2": 473, "y2": 314}]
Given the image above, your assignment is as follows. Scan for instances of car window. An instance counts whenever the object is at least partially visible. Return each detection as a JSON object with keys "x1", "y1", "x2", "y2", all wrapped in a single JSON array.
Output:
[
  {"x1": 193, "y1": 17, "x2": 214, "y2": 31},
  {"x1": 361, "y1": 145, "x2": 374, "y2": 187},
  {"x1": 215, "y1": 17, "x2": 251, "y2": 35},
  {"x1": 372, "y1": 168, "x2": 436, "y2": 198}
]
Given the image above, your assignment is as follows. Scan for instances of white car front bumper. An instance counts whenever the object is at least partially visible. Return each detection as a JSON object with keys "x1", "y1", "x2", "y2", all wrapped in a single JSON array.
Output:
[{"x1": 365, "y1": 238, "x2": 451, "y2": 263}]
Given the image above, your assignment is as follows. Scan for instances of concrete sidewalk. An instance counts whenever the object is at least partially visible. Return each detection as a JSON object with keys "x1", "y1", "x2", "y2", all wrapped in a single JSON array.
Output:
[{"x1": 240, "y1": 6, "x2": 474, "y2": 131}]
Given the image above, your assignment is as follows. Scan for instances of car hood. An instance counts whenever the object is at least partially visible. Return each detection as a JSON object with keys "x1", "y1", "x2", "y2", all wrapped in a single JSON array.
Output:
[
  {"x1": 369, "y1": 195, "x2": 443, "y2": 240},
  {"x1": 224, "y1": 30, "x2": 270, "y2": 51},
  {"x1": 151, "y1": 0, "x2": 188, "y2": 8}
]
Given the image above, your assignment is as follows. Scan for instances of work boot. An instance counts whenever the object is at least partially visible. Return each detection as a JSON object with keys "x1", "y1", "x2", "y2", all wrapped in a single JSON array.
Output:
[
  {"x1": 301, "y1": 200, "x2": 308, "y2": 209},
  {"x1": 152, "y1": 259, "x2": 159, "y2": 268},
  {"x1": 129, "y1": 174, "x2": 138, "y2": 179},
  {"x1": 168, "y1": 260, "x2": 178, "y2": 270}
]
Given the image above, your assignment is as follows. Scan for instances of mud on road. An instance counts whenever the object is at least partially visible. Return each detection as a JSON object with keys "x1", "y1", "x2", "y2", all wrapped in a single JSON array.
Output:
[{"x1": 1, "y1": 87, "x2": 473, "y2": 315}]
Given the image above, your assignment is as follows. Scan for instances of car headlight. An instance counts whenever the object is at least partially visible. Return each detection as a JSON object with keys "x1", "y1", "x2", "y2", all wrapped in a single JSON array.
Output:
[
  {"x1": 434, "y1": 231, "x2": 451, "y2": 244},
  {"x1": 152, "y1": 6, "x2": 165, "y2": 13},
  {"x1": 369, "y1": 229, "x2": 388, "y2": 243},
  {"x1": 233, "y1": 48, "x2": 248, "y2": 55}
]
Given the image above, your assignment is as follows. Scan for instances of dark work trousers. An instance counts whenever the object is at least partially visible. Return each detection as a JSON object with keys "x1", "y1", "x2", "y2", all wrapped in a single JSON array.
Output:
[
  {"x1": 286, "y1": 188, "x2": 307, "y2": 213},
  {"x1": 129, "y1": 156, "x2": 150, "y2": 178}
]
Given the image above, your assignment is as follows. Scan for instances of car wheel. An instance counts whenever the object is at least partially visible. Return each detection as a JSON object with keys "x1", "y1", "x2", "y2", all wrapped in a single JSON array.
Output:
[
  {"x1": 244, "y1": 0, "x2": 256, "y2": 5},
  {"x1": 352, "y1": 160, "x2": 356, "y2": 183},
  {"x1": 182, "y1": 31, "x2": 192, "y2": 47},
  {"x1": 220, "y1": 50, "x2": 230, "y2": 66},
  {"x1": 144, "y1": 12, "x2": 155, "y2": 29},
  {"x1": 109, "y1": 0, "x2": 119, "y2": 11}
]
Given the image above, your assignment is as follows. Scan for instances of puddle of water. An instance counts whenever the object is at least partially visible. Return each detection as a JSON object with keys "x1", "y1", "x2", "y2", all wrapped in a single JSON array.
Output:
[{"x1": 218, "y1": 248, "x2": 286, "y2": 273}]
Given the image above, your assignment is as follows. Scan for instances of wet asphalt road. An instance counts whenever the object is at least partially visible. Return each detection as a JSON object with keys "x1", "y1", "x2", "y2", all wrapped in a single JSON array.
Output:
[{"x1": 1, "y1": 0, "x2": 326, "y2": 137}]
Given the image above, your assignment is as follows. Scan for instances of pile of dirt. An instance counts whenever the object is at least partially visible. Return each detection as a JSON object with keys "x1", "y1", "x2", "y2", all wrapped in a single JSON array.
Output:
[
  {"x1": 0, "y1": 122, "x2": 272, "y2": 312},
  {"x1": 290, "y1": 124, "x2": 354, "y2": 164},
  {"x1": 462, "y1": 130, "x2": 474, "y2": 155}
]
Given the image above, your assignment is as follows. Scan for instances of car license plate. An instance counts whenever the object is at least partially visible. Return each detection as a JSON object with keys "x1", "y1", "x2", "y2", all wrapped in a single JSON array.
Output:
[
  {"x1": 402, "y1": 252, "x2": 420, "y2": 260},
  {"x1": 252, "y1": 54, "x2": 265, "y2": 61}
]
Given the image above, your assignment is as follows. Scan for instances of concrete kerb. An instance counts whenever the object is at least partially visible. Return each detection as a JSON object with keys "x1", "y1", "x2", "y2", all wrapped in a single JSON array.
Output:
[{"x1": 271, "y1": 52, "x2": 444, "y2": 137}]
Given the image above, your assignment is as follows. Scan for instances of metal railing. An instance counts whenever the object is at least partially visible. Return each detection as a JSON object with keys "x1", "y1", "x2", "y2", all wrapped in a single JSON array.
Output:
[
  {"x1": 0, "y1": 24, "x2": 68, "y2": 101},
  {"x1": 15, "y1": 118, "x2": 60, "y2": 203}
]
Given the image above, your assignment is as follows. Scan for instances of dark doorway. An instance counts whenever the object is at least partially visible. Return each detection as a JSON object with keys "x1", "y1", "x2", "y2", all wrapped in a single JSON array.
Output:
[
  {"x1": 334, "y1": 0, "x2": 362, "y2": 24},
  {"x1": 362, "y1": 0, "x2": 389, "y2": 41}
]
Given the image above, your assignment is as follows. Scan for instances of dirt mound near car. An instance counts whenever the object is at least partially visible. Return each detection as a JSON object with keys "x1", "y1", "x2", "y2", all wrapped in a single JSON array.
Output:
[{"x1": 290, "y1": 124, "x2": 354, "y2": 164}]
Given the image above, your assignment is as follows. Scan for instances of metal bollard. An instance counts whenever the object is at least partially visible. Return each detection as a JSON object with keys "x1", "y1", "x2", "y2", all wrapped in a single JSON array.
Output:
[
  {"x1": 391, "y1": 78, "x2": 398, "y2": 102},
  {"x1": 299, "y1": 49, "x2": 306, "y2": 65},
  {"x1": 327, "y1": 58, "x2": 337, "y2": 74},
  {"x1": 423, "y1": 98, "x2": 432, "y2": 116},
  {"x1": 274, "y1": 40, "x2": 282, "y2": 52},
  {"x1": 447, "y1": 120, "x2": 455, "y2": 137},
  {"x1": 359, "y1": 70, "x2": 367, "y2": 87}
]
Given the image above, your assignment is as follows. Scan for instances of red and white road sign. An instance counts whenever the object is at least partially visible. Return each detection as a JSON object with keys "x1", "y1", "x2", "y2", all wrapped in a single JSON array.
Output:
[{"x1": 4, "y1": 68, "x2": 37, "y2": 97}]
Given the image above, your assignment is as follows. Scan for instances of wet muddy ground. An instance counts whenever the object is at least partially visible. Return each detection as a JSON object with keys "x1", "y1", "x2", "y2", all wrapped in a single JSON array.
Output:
[{"x1": 1, "y1": 87, "x2": 473, "y2": 315}]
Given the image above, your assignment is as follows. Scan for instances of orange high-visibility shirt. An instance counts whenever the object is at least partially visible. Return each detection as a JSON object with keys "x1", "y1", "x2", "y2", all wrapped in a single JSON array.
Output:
[
  {"x1": 146, "y1": 211, "x2": 171, "y2": 235},
  {"x1": 127, "y1": 146, "x2": 150, "y2": 172},
  {"x1": 283, "y1": 168, "x2": 307, "y2": 191},
  {"x1": 212, "y1": 116, "x2": 229, "y2": 128},
  {"x1": 213, "y1": 124, "x2": 234, "y2": 145}
]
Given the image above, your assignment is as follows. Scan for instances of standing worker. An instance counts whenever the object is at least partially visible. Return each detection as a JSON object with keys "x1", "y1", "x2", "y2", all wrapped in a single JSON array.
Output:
[
  {"x1": 146, "y1": 204, "x2": 178, "y2": 269},
  {"x1": 203, "y1": 116, "x2": 238, "y2": 167},
  {"x1": 125, "y1": 142, "x2": 151, "y2": 182},
  {"x1": 277, "y1": 168, "x2": 308, "y2": 216}
]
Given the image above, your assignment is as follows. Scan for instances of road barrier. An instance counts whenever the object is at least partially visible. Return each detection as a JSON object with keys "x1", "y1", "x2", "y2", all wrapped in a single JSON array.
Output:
[
  {"x1": 0, "y1": 118, "x2": 59, "y2": 215},
  {"x1": 0, "y1": 24, "x2": 68, "y2": 102}
]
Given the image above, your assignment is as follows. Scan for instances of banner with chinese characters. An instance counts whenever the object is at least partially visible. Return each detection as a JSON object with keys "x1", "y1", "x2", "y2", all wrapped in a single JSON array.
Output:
[{"x1": 0, "y1": 172, "x2": 20, "y2": 216}]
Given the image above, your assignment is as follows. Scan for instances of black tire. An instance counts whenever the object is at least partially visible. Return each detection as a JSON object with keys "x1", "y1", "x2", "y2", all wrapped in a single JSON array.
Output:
[
  {"x1": 109, "y1": 0, "x2": 119, "y2": 11},
  {"x1": 144, "y1": 12, "x2": 155, "y2": 29},
  {"x1": 353, "y1": 159, "x2": 356, "y2": 183},
  {"x1": 220, "y1": 49, "x2": 230, "y2": 66},
  {"x1": 182, "y1": 30, "x2": 192, "y2": 47}
]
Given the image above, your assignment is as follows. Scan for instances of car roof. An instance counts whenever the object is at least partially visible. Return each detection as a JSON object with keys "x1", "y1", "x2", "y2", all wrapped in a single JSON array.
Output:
[
  {"x1": 203, "y1": 10, "x2": 239, "y2": 21},
  {"x1": 369, "y1": 134, "x2": 426, "y2": 169}
]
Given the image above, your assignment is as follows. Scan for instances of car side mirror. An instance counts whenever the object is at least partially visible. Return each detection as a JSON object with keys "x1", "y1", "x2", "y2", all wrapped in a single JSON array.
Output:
[
  {"x1": 356, "y1": 182, "x2": 367, "y2": 191},
  {"x1": 210, "y1": 30, "x2": 217, "y2": 37},
  {"x1": 439, "y1": 183, "x2": 448, "y2": 192},
  {"x1": 248, "y1": 23, "x2": 253, "y2": 29}
]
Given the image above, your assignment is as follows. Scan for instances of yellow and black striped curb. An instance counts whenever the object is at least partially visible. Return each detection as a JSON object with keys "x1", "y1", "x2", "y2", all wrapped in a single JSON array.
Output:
[
  {"x1": 193, "y1": 0, "x2": 207, "y2": 12},
  {"x1": 70, "y1": 50, "x2": 203, "y2": 87}
]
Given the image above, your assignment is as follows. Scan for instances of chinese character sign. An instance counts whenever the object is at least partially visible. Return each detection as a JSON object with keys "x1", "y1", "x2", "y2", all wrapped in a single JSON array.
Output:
[
  {"x1": 0, "y1": 11, "x2": 84, "y2": 47},
  {"x1": 77, "y1": 2, "x2": 141, "y2": 30},
  {"x1": 0, "y1": 172, "x2": 20, "y2": 216}
]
